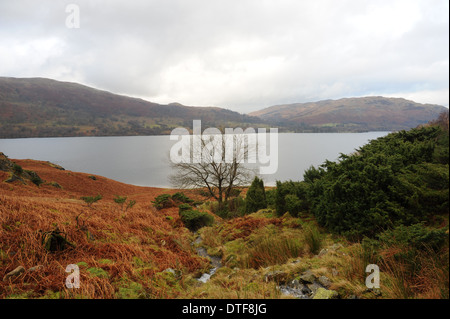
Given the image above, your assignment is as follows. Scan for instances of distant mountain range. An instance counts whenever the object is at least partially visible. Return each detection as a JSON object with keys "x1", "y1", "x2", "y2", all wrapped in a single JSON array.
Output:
[
  {"x1": 250, "y1": 97, "x2": 447, "y2": 132},
  {"x1": 0, "y1": 77, "x2": 447, "y2": 138}
]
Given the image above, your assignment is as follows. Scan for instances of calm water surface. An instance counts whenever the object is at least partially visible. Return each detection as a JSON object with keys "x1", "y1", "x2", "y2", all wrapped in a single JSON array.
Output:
[{"x1": 0, "y1": 132, "x2": 389, "y2": 187}]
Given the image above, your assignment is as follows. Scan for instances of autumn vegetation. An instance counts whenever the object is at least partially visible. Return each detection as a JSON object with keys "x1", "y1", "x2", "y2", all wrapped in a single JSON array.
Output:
[{"x1": 0, "y1": 112, "x2": 448, "y2": 299}]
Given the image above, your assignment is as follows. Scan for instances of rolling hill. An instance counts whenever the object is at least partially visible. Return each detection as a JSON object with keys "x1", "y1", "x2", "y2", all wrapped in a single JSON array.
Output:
[
  {"x1": 0, "y1": 77, "x2": 447, "y2": 137},
  {"x1": 0, "y1": 77, "x2": 265, "y2": 138},
  {"x1": 250, "y1": 96, "x2": 447, "y2": 131}
]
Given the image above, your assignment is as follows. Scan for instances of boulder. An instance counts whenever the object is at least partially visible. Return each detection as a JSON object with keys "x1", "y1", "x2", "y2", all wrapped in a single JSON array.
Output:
[
  {"x1": 318, "y1": 275, "x2": 332, "y2": 288},
  {"x1": 313, "y1": 287, "x2": 339, "y2": 299},
  {"x1": 300, "y1": 284, "x2": 312, "y2": 296},
  {"x1": 299, "y1": 270, "x2": 316, "y2": 284},
  {"x1": 4, "y1": 174, "x2": 24, "y2": 183},
  {"x1": 307, "y1": 282, "x2": 322, "y2": 294}
]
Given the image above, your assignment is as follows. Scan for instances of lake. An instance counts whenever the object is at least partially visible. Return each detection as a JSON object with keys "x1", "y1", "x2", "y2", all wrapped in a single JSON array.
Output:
[{"x1": 0, "y1": 132, "x2": 389, "y2": 188}]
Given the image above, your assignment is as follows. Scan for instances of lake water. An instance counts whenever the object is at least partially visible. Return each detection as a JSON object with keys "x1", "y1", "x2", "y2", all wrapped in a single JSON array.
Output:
[{"x1": 0, "y1": 132, "x2": 389, "y2": 188}]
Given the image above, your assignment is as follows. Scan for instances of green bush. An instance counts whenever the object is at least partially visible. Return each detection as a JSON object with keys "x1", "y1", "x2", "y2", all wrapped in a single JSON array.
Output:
[
  {"x1": 178, "y1": 203, "x2": 192, "y2": 213},
  {"x1": 265, "y1": 189, "x2": 276, "y2": 209},
  {"x1": 245, "y1": 176, "x2": 267, "y2": 214},
  {"x1": 80, "y1": 194, "x2": 103, "y2": 207},
  {"x1": 171, "y1": 192, "x2": 194, "y2": 204},
  {"x1": 12, "y1": 163, "x2": 23, "y2": 175},
  {"x1": 275, "y1": 180, "x2": 309, "y2": 217},
  {"x1": 360, "y1": 222, "x2": 449, "y2": 298},
  {"x1": 377, "y1": 223, "x2": 448, "y2": 251},
  {"x1": 208, "y1": 197, "x2": 246, "y2": 219},
  {"x1": 152, "y1": 194, "x2": 175, "y2": 210},
  {"x1": 179, "y1": 210, "x2": 214, "y2": 231},
  {"x1": 285, "y1": 194, "x2": 302, "y2": 216},
  {"x1": 226, "y1": 196, "x2": 247, "y2": 218},
  {"x1": 208, "y1": 201, "x2": 228, "y2": 219},
  {"x1": 305, "y1": 126, "x2": 449, "y2": 239},
  {"x1": 114, "y1": 195, "x2": 127, "y2": 205},
  {"x1": 114, "y1": 195, "x2": 136, "y2": 212},
  {"x1": 25, "y1": 170, "x2": 44, "y2": 186}
]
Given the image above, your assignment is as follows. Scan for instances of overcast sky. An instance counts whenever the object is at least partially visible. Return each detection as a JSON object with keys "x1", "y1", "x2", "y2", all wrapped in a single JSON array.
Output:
[{"x1": 0, "y1": 0, "x2": 448, "y2": 113}]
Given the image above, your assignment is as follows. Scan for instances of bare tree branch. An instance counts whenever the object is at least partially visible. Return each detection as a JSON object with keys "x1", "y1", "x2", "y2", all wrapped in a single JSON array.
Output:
[{"x1": 170, "y1": 133, "x2": 256, "y2": 205}]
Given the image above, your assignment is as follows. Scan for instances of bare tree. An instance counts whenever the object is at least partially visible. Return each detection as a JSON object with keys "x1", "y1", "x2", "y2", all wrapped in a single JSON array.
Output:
[{"x1": 169, "y1": 131, "x2": 256, "y2": 207}]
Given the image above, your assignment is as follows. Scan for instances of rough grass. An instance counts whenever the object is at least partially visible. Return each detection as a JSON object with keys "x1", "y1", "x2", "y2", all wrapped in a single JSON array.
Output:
[
  {"x1": 0, "y1": 159, "x2": 210, "y2": 299},
  {"x1": 1, "y1": 158, "x2": 448, "y2": 299}
]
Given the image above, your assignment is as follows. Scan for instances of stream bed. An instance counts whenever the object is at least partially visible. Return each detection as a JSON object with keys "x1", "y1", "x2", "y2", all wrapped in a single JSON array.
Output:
[
  {"x1": 192, "y1": 236, "x2": 330, "y2": 299},
  {"x1": 193, "y1": 236, "x2": 223, "y2": 283}
]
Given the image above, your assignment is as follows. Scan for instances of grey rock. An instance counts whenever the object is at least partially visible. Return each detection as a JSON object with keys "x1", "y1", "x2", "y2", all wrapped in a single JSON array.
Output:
[
  {"x1": 299, "y1": 270, "x2": 316, "y2": 284},
  {"x1": 307, "y1": 282, "x2": 322, "y2": 294},
  {"x1": 5, "y1": 174, "x2": 24, "y2": 183},
  {"x1": 318, "y1": 275, "x2": 332, "y2": 288},
  {"x1": 289, "y1": 280, "x2": 311, "y2": 294},
  {"x1": 301, "y1": 284, "x2": 312, "y2": 295}
]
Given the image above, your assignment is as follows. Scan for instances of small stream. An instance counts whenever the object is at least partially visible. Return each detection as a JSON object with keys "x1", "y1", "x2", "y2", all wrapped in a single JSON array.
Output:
[
  {"x1": 193, "y1": 236, "x2": 223, "y2": 283},
  {"x1": 191, "y1": 236, "x2": 325, "y2": 299},
  {"x1": 278, "y1": 282, "x2": 315, "y2": 299}
]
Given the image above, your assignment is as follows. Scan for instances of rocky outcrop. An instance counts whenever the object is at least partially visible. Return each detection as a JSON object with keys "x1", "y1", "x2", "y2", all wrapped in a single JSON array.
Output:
[
  {"x1": 0, "y1": 152, "x2": 44, "y2": 185},
  {"x1": 299, "y1": 270, "x2": 316, "y2": 283},
  {"x1": 266, "y1": 268, "x2": 339, "y2": 299},
  {"x1": 0, "y1": 152, "x2": 14, "y2": 172}
]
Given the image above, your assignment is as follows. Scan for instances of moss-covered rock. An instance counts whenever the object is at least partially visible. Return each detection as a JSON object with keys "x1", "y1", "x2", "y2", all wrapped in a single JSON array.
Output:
[{"x1": 313, "y1": 287, "x2": 339, "y2": 299}]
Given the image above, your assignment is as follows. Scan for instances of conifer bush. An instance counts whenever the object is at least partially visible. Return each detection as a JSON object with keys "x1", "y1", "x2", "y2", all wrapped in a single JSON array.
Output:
[{"x1": 245, "y1": 177, "x2": 267, "y2": 214}]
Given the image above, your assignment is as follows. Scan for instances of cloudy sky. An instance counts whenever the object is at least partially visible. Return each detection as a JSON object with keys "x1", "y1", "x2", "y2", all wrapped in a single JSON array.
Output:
[{"x1": 0, "y1": 0, "x2": 448, "y2": 113}]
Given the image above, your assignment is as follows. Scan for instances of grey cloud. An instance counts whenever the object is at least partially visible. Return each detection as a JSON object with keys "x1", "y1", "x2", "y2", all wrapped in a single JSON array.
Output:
[{"x1": 0, "y1": 0, "x2": 448, "y2": 112}]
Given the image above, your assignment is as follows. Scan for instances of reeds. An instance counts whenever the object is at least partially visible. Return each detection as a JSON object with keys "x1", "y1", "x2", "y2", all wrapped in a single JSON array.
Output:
[{"x1": 245, "y1": 235, "x2": 304, "y2": 268}]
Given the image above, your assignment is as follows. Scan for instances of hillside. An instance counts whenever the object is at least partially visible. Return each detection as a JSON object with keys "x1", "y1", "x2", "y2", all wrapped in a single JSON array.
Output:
[
  {"x1": 0, "y1": 153, "x2": 215, "y2": 298},
  {"x1": 250, "y1": 96, "x2": 447, "y2": 132},
  {"x1": 0, "y1": 77, "x2": 265, "y2": 138},
  {"x1": 0, "y1": 117, "x2": 448, "y2": 299},
  {"x1": 1, "y1": 77, "x2": 448, "y2": 138}
]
